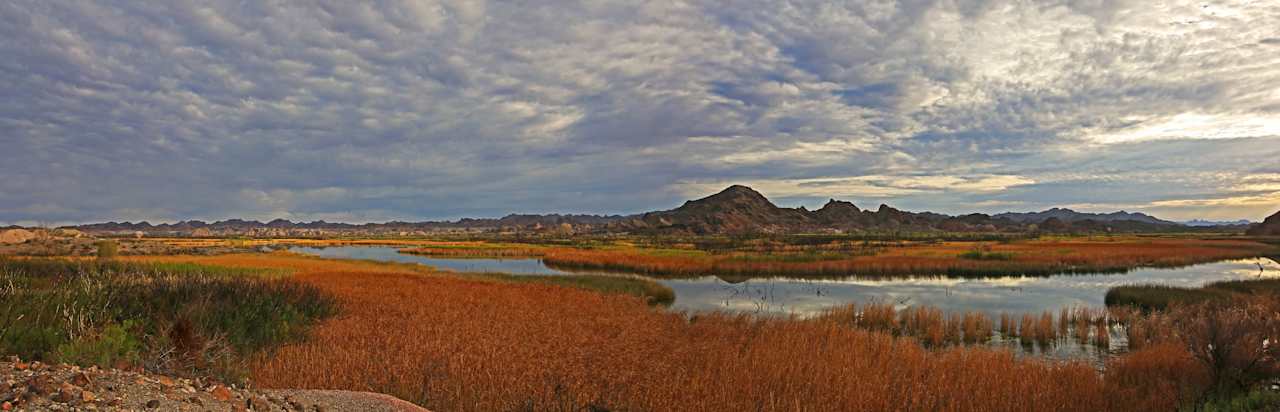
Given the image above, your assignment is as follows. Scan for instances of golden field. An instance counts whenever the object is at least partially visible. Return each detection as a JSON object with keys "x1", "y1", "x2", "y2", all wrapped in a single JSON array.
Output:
[{"x1": 125, "y1": 252, "x2": 1234, "y2": 411}]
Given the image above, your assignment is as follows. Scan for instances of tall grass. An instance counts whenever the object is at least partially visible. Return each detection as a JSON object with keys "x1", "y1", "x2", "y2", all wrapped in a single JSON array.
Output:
[
  {"x1": 467, "y1": 272, "x2": 675, "y2": 305},
  {"x1": 0, "y1": 258, "x2": 336, "y2": 382},
  {"x1": 251, "y1": 270, "x2": 1135, "y2": 411},
  {"x1": 400, "y1": 242, "x2": 547, "y2": 258},
  {"x1": 1105, "y1": 277, "x2": 1280, "y2": 311},
  {"x1": 543, "y1": 238, "x2": 1274, "y2": 279},
  {"x1": 1120, "y1": 296, "x2": 1280, "y2": 400},
  {"x1": 821, "y1": 303, "x2": 997, "y2": 348}
]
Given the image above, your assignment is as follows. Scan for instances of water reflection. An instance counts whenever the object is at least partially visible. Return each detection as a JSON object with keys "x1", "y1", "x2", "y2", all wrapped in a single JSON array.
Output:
[
  {"x1": 667, "y1": 259, "x2": 1280, "y2": 317},
  {"x1": 290, "y1": 246, "x2": 1279, "y2": 318}
]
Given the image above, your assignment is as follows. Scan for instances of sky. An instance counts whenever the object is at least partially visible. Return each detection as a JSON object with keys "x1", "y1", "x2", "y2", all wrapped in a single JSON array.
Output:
[{"x1": 2, "y1": 0, "x2": 1279, "y2": 225}]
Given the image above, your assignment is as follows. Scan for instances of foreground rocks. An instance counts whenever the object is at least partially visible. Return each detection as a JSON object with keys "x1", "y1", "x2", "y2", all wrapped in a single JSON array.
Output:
[{"x1": 1, "y1": 357, "x2": 426, "y2": 411}]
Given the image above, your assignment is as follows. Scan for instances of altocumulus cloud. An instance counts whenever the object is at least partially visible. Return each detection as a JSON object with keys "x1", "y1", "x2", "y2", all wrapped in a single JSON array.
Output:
[{"x1": 1, "y1": 0, "x2": 1278, "y2": 225}]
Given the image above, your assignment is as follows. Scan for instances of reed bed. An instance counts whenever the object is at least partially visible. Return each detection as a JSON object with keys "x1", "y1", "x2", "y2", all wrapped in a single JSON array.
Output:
[
  {"x1": 247, "y1": 270, "x2": 1153, "y2": 411},
  {"x1": 399, "y1": 244, "x2": 546, "y2": 258},
  {"x1": 111, "y1": 253, "x2": 1258, "y2": 410},
  {"x1": 0, "y1": 258, "x2": 335, "y2": 382},
  {"x1": 542, "y1": 238, "x2": 1273, "y2": 279}
]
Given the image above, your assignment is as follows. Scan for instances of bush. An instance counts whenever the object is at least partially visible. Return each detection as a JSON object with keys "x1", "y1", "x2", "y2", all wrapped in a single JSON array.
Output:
[
  {"x1": 96, "y1": 240, "x2": 119, "y2": 260},
  {"x1": 1124, "y1": 297, "x2": 1280, "y2": 401},
  {"x1": 0, "y1": 258, "x2": 337, "y2": 381},
  {"x1": 56, "y1": 321, "x2": 142, "y2": 368},
  {"x1": 957, "y1": 250, "x2": 1015, "y2": 261},
  {"x1": 1200, "y1": 389, "x2": 1280, "y2": 412},
  {"x1": 1105, "y1": 343, "x2": 1211, "y2": 411}
]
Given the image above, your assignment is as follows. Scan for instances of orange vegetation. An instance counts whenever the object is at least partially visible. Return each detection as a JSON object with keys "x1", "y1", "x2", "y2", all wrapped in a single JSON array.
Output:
[
  {"x1": 399, "y1": 242, "x2": 546, "y2": 258},
  {"x1": 148, "y1": 237, "x2": 456, "y2": 249},
  {"x1": 250, "y1": 269, "x2": 1120, "y2": 411},
  {"x1": 131, "y1": 253, "x2": 1218, "y2": 411},
  {"x1": 542, "y1": 238, "x2": 1274, "y2": 278}
]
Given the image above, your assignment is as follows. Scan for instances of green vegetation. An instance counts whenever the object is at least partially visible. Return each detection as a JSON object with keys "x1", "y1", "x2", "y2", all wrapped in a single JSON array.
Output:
[
  {"x1": 957, "y1": 250, "x2": 1015, "y2": 261},
  {"x1": 1105, "y1": 278, "x2": 1280, "y2": 311},
  {"x1": 467, "y1": 272, "x2": 675, "y2": 306},
  {"x1": 1200, "y1": 389, "x2": 1280, "y2": 412},
  {"x1": 95, "y1": 240, "x2": 118, "y2": 260},
  {"x1": 0, "y1": 258, "x2": 336, "y2": 382}
]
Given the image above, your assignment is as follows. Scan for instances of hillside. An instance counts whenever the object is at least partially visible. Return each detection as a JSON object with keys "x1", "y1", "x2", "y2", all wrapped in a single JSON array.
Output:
[
  {"x1": 1247, "y1": 211, "x2": 1280, "y2": 236},
  {"x1": 994, "y1": 208, "x2": 1175, "y2": 225},
  {"x1": 626, "y1": 185, "x2": 814, "y2": 234}
]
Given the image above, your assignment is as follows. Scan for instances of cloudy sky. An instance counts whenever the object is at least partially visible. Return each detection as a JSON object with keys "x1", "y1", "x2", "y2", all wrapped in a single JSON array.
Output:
[{"x1": 3, "y1": 0, "x2": 1279, "y2": 225}]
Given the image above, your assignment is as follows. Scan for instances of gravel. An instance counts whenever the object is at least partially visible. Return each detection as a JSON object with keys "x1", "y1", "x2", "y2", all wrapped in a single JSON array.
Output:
[{"x1": 0, "y1": 357, "x2": 427, "y2": 411}]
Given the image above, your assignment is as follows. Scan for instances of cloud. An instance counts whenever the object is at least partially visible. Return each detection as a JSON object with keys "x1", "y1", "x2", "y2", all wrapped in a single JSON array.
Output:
[{"x1": 1, "y1": 0, "x2": 1278, "y2": 225}]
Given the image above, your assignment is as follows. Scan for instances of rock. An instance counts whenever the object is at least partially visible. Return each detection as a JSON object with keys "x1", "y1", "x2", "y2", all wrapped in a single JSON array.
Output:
[
  {"x1": 289, "y1": 400, "x2": 305, "y2": 410},
  {"x1": 54, "y1": 228, "x2": 84, "y2": 238},
  {"x1": 52, "y1": 383, "x2": 82, "y2": 404},
  {"x1": 211, "y1": 385, "x2": 234, "y2": 402},
  {"x1": 0, "y1": 229, "x2": 35, "y2": 244},
  {"x1": 70, "y1": 372, "x2": 92, "y2": 387},
  {"x1": 249, "y1": 396, "x2": 272, "y2": 411},
  {"x1": 145, "y1": 399, "x2": 160, "y2": 409},
  {"x1": 26, "y1": 375, "x2": 54, "y2": 395},
  {"x1": 187, "y1": 396, "x2": 202, "y2": 405}
]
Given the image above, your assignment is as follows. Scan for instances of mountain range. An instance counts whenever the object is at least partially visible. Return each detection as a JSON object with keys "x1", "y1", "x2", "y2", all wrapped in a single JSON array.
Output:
[
  {"x1": 992, "y1": 208, "x2": 1174, "y2": 225},
  {"x1": 61, "y1": 185, "x2": 1267, "y2": 236}
]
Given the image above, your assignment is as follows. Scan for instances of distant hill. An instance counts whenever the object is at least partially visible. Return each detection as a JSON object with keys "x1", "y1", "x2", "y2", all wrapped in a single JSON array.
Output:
[
  {"x1": 1182, "y1": 219, "x2": 1254, "y2": 227},
  {"x1": 993, "y1": 208, "x2": 1176, "y2": 225},
  {"x1": 64, "y1": 185, "x2": 1233, "y2": 237},
  {"x1": 1247, "y1": 211, "x2": 1280, "y2": 236},
  {"x1": 614, "y1": 186, "x2": 1186, "y2": 235},
  {"x1": 625, "y1": 185, "x2": 813, "y2": 234}
]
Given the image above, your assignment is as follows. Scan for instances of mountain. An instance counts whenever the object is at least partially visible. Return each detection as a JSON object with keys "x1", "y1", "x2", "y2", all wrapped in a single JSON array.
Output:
[
  {"x1": 1182, "y1": 219, "x2": 1253, "y2": 227},
  {"x1": 993, "y1": 208, "x2": 1175, "y2": 225},
  {"x1": 64, "y1": 185, "x2": 1220, "y2": 237},
  {"x1": 622, "y1": 186, "x2": 995, "y2": 234},
  {"x1": 1246, "y1": 211, "x2": 1280, "y2": 236},
  {"x1": 628, "y1": 185, "x2": 814, "y2": 234}
]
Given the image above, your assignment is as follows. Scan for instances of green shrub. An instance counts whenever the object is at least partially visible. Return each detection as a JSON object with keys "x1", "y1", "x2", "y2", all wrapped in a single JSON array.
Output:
[
  {"x1": 1200, "y1": 389, "x2": 1280, "y2": 412},
  {"x1": 56, "y1": 321, "x2": 142, "y2": 368},
  {"x1": 95, "y1": 240, "x2": 119, "y2": 260},
  {"x1": 0, "y1": 257, "x2": 336, "y2": 380},
  {"x1": 958, "y1": 250, "x2": 1015, "y2": 261}
]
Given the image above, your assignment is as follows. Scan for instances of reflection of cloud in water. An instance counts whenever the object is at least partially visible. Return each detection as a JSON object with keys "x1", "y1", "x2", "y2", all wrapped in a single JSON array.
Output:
[
  {"x1": 290, "y1": 247, "x2": 1280, "y2": 319},
  {"x1": 666, "y1": 259, "x2": 1279, "y2": 317}
]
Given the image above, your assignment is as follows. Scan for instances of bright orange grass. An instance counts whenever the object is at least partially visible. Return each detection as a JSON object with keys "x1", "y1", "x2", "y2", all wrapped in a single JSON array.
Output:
[{"x1": 245, "y1": 269, "x2": 1127, "y2": 411}]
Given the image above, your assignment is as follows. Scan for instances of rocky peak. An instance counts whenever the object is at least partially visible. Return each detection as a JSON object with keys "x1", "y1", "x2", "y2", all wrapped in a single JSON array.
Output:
[{"x1": 679, "y1": 185, "x2": 777, "y2": 212}]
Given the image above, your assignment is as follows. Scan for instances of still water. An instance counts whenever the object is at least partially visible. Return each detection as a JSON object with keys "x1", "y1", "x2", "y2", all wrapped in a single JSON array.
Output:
[{"x1": 290, "y1": 246, "x2": 1280, "y2": 318}]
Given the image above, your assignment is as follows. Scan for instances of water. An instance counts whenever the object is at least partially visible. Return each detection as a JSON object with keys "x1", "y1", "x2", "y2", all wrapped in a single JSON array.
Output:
[{"x1": 290, "y1": 246, "x2": 1280, "y2": 318}]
